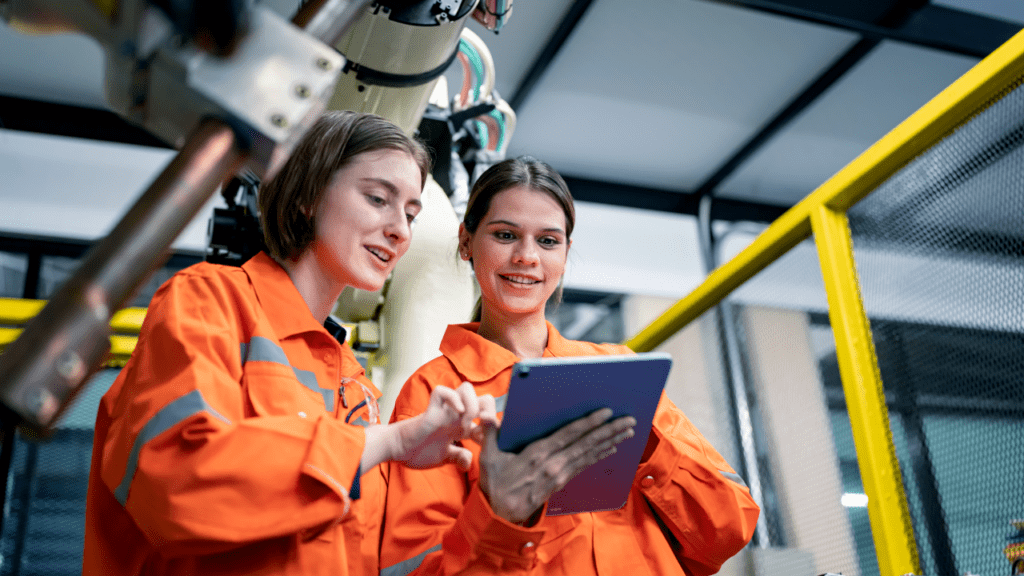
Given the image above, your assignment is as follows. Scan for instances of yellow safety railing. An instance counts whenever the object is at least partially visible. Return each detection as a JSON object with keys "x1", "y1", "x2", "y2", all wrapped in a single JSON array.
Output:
[
  {"x1": 0, "y1": 298, "x2": 145, "y2": 368},
  {"x1": 625, "y1": 29, "x2": 1024, "y2": 576}
]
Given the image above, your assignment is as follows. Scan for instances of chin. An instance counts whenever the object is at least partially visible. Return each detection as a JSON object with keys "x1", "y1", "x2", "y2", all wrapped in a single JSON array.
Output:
[{"x1": 351, "y1": 273, "x2": 388, "y2": 293}]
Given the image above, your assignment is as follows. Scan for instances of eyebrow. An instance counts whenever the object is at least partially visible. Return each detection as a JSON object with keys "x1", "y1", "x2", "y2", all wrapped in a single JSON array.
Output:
[
  {"x1": 485, "y1": 219, "x2": 564, "y2": 234},
  {"x1": 361, "y1": 177, "x2": 422, "y2": 209}
]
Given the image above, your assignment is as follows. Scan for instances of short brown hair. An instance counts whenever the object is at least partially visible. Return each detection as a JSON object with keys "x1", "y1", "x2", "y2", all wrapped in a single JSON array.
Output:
[{"x1": 258, "y1": 111, "x2": 430, "y2": 260}]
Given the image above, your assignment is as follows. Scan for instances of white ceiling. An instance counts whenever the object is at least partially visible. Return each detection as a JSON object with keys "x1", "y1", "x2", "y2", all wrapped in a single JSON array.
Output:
[{"x1": 0, "y1": 0, "x2": 1022, "y2": 211}]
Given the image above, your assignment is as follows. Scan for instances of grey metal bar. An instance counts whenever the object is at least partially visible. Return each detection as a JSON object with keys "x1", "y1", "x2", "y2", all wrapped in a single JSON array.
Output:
[
  {"x1": 697, "y1": 194, "x2": 770, "y2": 549},
  {"x1": 0, "y1": 119, "x2": 248, "y2": 433}
]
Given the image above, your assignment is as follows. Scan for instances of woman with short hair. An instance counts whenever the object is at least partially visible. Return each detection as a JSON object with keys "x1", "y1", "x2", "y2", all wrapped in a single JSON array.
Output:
[{"x1": 84, "y1": 111, "x2": 494, "y2": 576}]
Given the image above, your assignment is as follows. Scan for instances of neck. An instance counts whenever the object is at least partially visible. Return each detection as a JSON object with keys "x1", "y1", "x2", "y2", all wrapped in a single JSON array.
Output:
[
  {"x1": 477, "y1": 306, "x2": 549, "y2": 359},
  {"x1": 276, "y1": 251, "x2": 345, "y2": 325}
]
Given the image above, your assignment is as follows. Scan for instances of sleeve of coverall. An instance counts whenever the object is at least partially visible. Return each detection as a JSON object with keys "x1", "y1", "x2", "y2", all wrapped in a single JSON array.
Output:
[
  {"x1": 635, "y1": 393, "x2": 760, "y2": 576},
  {"x1": 98, "y1": 271, "x2": 365, "y2": 557},
  {"x1": 381, "y1": 372, "x2": 547, "y2": 576}
]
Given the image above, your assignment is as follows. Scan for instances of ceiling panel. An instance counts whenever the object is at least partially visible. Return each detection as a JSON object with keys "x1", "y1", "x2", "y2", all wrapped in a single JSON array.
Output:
[
  {"x1": 716, "y1": 40, "x2": 977, "y2": 204},
  {"x1": 932, "y1": 0, "x2": 1024, "y2": 25},
  {"x1": 465, "y1": 0, "x2": 579, "y2": 99},
  {"x1": 505, "y1": 0, "x2": 858, "y2": 191},
  {"x1": 0, "y1": 24, "x2": 106, "y2": 108}
]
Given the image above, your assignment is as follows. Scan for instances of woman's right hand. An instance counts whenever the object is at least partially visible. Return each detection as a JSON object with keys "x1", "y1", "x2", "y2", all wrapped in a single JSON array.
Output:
[{"x1": 475, "y1": 408, "x2": 636, "y2": 524}]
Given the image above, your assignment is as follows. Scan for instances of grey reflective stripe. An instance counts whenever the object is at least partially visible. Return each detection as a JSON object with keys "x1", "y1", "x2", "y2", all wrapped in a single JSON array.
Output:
[
  {"x1": 350, "y1": 416, "x2": 371, "y2": 428},
  {"x1": 381, "y1": 543, "x2": 442, "y2": 576},
  {"x1": 114, "y1": 390, "x2": 230, "y2": 506},
  {"x1": 241, "y1": 336, "x2": 334, "y2": 411},
  {"x1": 494, "y1": 393, "x2": 507, "y2": 413},
  {"x1": 721, "y1": 470, "x2": 748, "y2": 488}
]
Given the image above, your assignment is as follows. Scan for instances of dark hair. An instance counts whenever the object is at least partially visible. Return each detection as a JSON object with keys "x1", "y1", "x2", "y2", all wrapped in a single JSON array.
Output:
[
  {"x1": 258, "y1": 111, "x2": 430, "y2": 260},
  {"x1": 463, "y1": 157, "x2": 575, "y2": 321},
  {"x1": 463, "y1": 157, "x2": 575, "y2": 238}
]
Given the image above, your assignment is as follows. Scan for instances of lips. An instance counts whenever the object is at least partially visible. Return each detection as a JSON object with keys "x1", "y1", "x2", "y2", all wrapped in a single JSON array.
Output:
[
  {"x1": 366, "y1": 246, "x2": 393, "y2": 263},
  {"x1": 500, "y1": 273, "x2": 541, "y2": 286}
]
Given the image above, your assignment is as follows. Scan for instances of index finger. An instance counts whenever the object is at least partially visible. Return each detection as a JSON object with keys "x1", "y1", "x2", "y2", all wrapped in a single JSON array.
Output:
[{"x1": 455, "y1": 382, "x2": 480, "y2": 433}]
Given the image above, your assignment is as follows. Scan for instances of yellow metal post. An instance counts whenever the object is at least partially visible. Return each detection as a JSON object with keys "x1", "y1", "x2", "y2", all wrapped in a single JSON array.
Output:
[{"x1": 810, "y1": 205, "x2": 919, "y2": 576}]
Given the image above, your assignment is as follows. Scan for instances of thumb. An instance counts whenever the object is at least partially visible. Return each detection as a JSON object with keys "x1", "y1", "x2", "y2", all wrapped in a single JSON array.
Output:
[
  {"x1": 444, "y1": 444, "x2": 474, "y2": 471},
  {"x1": 470, "y1": 418, "x2": 499, "y2": 446}
]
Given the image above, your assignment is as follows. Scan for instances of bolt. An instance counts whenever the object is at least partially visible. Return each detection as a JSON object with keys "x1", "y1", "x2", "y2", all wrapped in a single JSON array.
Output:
[
  {"x1": 271, "y1": 114, "x2": 288, "y2": 128},
  {"x1": 316, "y1": 57, "x2": 333, "y2": 71},
  {"x1": 295, "y1": 84, "x2": 311, "y2": 99},
  {"x1": 57, "y1": 351, "x2": 85, "y2": 382},
  {"x1": 28, "y1": 388, "x2": 59, "y2": 424}
]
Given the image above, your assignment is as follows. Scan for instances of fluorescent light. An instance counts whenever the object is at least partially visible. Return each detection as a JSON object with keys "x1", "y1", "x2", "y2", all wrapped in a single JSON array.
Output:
[{"x1": 842, "y1": 493, "x2": 868, "y2": 508}]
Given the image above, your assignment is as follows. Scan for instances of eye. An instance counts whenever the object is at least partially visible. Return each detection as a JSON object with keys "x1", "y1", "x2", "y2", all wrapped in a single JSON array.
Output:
[
  {"x1": 494, "y1": 230, "x2": 515, "y2": 241},
  {"x1": 366, "y1": 194, "x2": 387, "y2": 206},
  {"x1": 538, "y1": 236, "x2": 561, "y2": 247},
  {"x1": 406, "y1": 212, "x2": 417, "y2": 224}
]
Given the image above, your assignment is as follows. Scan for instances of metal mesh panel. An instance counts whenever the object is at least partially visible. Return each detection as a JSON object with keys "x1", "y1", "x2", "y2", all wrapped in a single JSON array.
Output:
[
  {"x1": 0, "y1": 369, "x2": 118, "y2": 576},
  {"x1": 721, "y1": 238, "x2": 869, "y2": 576},
  {"x1": 848, "y1": 76, "x2": 1024, "y2": 576}
]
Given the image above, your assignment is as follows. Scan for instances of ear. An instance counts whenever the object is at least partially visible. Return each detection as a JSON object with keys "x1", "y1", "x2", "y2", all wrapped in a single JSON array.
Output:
[{"x1": 457, "y1": 223, "x2": 471, "y2": 260}]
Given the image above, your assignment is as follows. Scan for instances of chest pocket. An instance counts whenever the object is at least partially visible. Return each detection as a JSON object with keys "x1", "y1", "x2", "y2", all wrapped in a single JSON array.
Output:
[{"x1": 240, "y1": 336, "x2": 335, "y2": 417}]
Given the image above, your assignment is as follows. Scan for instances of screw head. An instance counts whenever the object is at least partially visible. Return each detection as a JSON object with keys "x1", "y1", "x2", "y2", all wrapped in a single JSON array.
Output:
[
  {"x1": 316, "y1": 57, "x2": 332, "y2": 71},
  {"x1": 295, "y1": 84, "x2": 311, "y2": 99},
  {"x1": 271, "y1": 114, "x2": 288, "y2": 128}
]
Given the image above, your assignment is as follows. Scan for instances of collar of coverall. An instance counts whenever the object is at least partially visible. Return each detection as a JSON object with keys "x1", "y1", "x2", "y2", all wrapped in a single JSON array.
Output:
[
  {"x1": 242, "y1": 251, "x2": 340, "y2": 342},
  {"x1": 439, "y1": 321, "x2": 576, "y2": 382}
]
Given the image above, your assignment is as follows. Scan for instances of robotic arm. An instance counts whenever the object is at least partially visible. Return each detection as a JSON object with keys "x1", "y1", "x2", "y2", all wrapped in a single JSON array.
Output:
[
  {"x1": 0, "y1": 0, "x2": 364, "y2": 432},
  {"x1": 0, "y1": 0, "x2": 512, "y2": 433}
]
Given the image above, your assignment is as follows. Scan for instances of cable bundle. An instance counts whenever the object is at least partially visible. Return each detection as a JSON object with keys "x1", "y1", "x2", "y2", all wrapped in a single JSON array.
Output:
[{"x1": 453, "y1": 27, "x2": 516, "y2": 154}]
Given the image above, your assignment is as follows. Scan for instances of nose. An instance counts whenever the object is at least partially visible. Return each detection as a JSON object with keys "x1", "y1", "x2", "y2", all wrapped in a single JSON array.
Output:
[
  {"x1": 512, "y1": 238, "x2": 539, "y2": 265},
  {"x1": 385, "y1": 208, "x2": 411, "y2": 245}
]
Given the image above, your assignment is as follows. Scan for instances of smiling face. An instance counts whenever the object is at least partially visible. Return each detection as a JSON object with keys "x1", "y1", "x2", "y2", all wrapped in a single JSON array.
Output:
[
  {"x1": 460, "y1": 186, "x2": 570, "y2": 320},
  {"x1": 309, "y1": 148, "x2": 423, "y2": 292}
]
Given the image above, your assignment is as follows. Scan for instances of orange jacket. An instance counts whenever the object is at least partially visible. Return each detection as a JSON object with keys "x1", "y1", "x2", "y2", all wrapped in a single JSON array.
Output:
[
  {"x1": 83, "y1": 252, "x2": 386, "y2": 576},
  {"x1": 381, "y1": 322, "x2": 759, "y2": 576}
]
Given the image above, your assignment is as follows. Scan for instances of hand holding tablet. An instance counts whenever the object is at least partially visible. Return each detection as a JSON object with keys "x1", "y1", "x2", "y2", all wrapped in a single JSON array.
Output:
[{"x1": 494, "y1": 352, "x2": 672, "y2": 516}]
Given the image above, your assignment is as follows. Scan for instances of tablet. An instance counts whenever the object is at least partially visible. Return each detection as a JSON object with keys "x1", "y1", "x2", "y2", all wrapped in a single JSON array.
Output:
[{"x1": 496, "y1": 352, "x2": 672, "y2": 515}]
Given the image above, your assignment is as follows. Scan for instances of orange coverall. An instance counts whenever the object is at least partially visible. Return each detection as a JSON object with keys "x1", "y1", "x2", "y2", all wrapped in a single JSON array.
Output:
[
  {"x1": 83, "y1": 252, "x2": 386, "y2": 576},
  {"x1": 381, "y1": 322, "x2": 760, "y2": 576}
]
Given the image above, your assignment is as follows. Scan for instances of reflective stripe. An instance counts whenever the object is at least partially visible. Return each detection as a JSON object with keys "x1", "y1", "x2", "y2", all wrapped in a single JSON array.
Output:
[
  {"x1": 381, "y1": 543, "x2": 442, "y2": 576},
  {"x1": 114, "y1": 390, "x2": 230, "y2": 506},
  {"x1": 350, "y1": 416, "x2": 372, "y2": 428},
  {"x1": 494, "y1": 393, "x2": 507, "y2": 413},
  {"x1": 241, "y1": 336, "x2": 334, "y2": 411},
  {"x1": 721, "y1": 470, "x2": 748, "y2": 489}
]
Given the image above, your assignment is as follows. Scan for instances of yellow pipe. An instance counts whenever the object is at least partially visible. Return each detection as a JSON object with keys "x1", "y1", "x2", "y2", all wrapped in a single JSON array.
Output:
[
  {"x1": 0, "y1": 298, "x2": 144, "y2": 367},
  {"x1": 626, "y1": 205, "x2": 812, "y2": 352},
  {"x1": 810, "y1": 205, "x2": 919, "y2": 576},
  {"x1": 625, "y1": 28, "x2": 1024, "y2": 353},
  {"x1": 0, "y1": 298, "x2": 145, "y2": 334}
]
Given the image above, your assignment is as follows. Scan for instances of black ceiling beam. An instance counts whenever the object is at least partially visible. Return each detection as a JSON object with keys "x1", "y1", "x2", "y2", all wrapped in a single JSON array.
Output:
[
  {"x1": 708, "y1": 0, "x2": 1020, "y2": 59},
  {"x1": 689, "y1": 0, "x2": 939, "y2": 205},
  {"x1": 508, "y1": 0, "x2": 596, "y2": 111},
  {"x1": 690, "y1": 37, "x2": 880, "y2": 201},
  {"x1": 562, "y1": 176, "x2": 789, "y2": 223},
  {"x1": 0, "y1": 94, "x2": 171, "y2": 149}
]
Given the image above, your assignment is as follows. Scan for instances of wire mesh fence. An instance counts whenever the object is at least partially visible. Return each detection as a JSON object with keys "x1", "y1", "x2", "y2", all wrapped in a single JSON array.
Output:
[{"x1": 847, "y1": 75, "x2": 1024, "y2": 576}]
